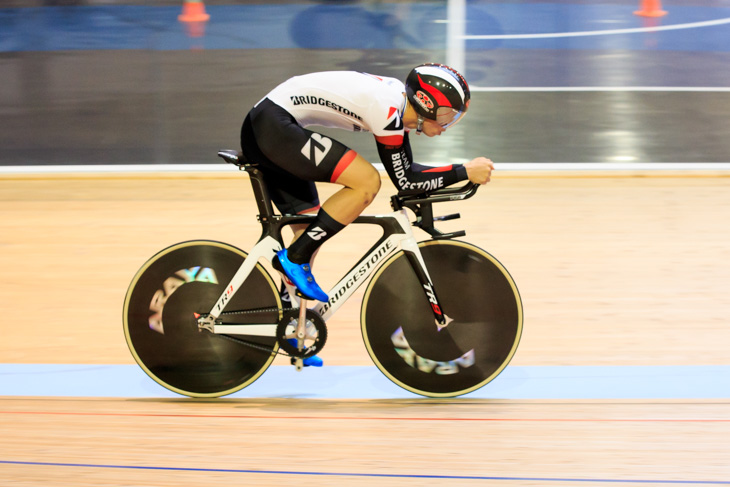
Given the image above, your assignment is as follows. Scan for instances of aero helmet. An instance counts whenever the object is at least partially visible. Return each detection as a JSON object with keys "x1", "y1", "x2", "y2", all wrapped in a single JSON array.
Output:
[{"x1": 405, "y1": 63, "x2": 470, "y2": 133}]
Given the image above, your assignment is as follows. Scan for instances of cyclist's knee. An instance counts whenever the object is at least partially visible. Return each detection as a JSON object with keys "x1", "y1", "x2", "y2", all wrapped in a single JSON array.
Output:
[
  {"x1": 336, "y1": 155, "x2": 381, "y2": 205},
  {"x1": 359, "y1": 168, "x2": 381, "y2": 206}
]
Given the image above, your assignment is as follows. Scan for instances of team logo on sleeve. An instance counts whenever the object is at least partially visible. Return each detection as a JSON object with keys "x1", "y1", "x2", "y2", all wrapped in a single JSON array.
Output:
[{"x1": 383, "y1": 106, "x2": 403, "y2": 132}]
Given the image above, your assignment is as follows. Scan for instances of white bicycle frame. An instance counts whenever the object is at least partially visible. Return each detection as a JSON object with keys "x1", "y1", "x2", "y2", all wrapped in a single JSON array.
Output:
[
  {"x1": 201, "y1": 149, "x2": 477, "y2": 338},
  {"x1": 199, "y1": 208, "x2": 436, "y2": 337}
]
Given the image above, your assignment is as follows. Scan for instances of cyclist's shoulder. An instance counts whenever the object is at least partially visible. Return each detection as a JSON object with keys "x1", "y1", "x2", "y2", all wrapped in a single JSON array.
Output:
[
  {"x1": 357, "y1": 73, "x2": 405, "y2": 103},
  {"x1": 353, "y1": 74, "x2": 406, "y2": 139}
]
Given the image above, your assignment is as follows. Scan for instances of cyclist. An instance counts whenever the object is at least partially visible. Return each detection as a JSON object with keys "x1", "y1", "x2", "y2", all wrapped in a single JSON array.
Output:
[{"x1": 240, "y1": 62, "x2": 494, "y2": 315}]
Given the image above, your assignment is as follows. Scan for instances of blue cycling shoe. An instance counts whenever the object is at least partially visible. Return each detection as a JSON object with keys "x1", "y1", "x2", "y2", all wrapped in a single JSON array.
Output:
[
  {"x1": 287, "y1": 339, "x2": 324, "y2": 367},
  {"x1": 272, "y1": 249, "x2": 329, "y2": 303},
  {"x1": 301, "y1": 355, "x2": 323, "y2": 367}
]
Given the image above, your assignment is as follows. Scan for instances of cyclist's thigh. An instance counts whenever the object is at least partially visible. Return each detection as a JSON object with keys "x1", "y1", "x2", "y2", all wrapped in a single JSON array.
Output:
[
  {"x1": 249, "y1": 98, "x2": 352, "y2": 183},
  {"x1": 331, "y1": 152, "x2": 381, "y2": 190}
]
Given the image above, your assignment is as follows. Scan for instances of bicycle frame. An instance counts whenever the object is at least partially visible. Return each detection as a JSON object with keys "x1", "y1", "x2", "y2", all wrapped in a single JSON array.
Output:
[
  {"x1": 197, "y1": 153, "x2": 464, "y2": 337},
  {"x1": 200, "y1": 208, "x2": 442, "y2": 336}
]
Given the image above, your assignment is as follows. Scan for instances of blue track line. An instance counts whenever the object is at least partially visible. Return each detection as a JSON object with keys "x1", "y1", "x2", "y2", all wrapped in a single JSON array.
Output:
[
  {"x1": 2, "y1": 364, "x2": 730, "y2": 399},
  {"x1": 1, "y1": 460, "x2": 729, "y2": 484}
]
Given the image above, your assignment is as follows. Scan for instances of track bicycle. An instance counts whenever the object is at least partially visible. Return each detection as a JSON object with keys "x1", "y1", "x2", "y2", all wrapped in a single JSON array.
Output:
[{"x1": 123, "y1": 150, "x2": 523, "y2": 398}]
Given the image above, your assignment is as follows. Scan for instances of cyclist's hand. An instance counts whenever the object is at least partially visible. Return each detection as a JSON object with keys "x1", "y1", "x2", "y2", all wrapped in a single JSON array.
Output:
[{"x1": 464, "y1": 157, "x2": 494, "y2": 184}]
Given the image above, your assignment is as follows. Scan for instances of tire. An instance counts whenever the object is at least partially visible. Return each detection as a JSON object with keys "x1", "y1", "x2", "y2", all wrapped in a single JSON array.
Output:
[
  {"x1": 361, "y1": 240, "x2": 522, "y2": 397},
  {"x1": 123, "y1": 240, "x2": 281, "y2": 397}
]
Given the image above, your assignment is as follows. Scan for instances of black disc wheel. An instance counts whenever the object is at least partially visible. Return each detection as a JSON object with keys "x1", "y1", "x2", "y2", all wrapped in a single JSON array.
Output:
[
  {"x1": 361, "y1": 240, "x2": 522, "y2": 398},
  {"x1": 123, "y1": 241, "x2": 281, "y2": 397}
]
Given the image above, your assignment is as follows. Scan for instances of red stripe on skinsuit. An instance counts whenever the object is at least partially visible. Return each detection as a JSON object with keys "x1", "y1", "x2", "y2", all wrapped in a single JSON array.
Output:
[
  {"x1": 423, "y1": 165, "x2": 453, "y2": 173},
  {"x1": 297, "y1": 205, "x2": 320, "y2": 214},
  {"x1": 330, "y1": 150, "x2": 357, "y2": 183},
  {"x1": 375, "y1": 135, "x2": 404, "y2": 146}
]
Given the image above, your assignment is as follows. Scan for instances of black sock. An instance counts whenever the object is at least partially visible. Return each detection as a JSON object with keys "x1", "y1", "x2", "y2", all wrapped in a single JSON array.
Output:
[
  {"x1": 279, "y1": 280, "x2": 291, "y2": 302},
  {"x1": 287, "y1": 208, "x2": 345, "y2": 264}
]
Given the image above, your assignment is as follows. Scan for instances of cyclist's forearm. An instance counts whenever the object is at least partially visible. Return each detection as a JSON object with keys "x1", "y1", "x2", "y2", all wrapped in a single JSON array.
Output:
[{"x1": 376, "y1": 141, "x2": 467, "y2": 193}]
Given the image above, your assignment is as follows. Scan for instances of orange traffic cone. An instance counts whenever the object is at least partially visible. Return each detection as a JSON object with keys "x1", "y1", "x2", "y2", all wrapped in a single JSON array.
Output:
[
  {"x1": 634, "y1": 0, "x2": 667, "y2": 17},
  {"x1": 178, "y1": 0, "x2": 210, "y2": 22}
]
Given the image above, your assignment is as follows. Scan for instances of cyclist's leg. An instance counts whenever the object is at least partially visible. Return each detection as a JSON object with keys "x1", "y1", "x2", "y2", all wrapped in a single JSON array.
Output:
[
  {"x1": 283, "y1": 153, "x2": 380, "y2": 271},
  {"x1": 281, "y1": 155, "x2": 380, "y2": 300},
  {"x1": 286, "y1": 155, "x2": 380, "y2": 237},
  {"x1": 246, "y1": 99, "x2": 380, "y2": 301}
]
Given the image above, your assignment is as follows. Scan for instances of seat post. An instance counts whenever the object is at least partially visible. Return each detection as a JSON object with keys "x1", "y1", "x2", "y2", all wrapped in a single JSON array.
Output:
[{"x1": 244, "y1": 165, "x2": 276, "y2": 222}]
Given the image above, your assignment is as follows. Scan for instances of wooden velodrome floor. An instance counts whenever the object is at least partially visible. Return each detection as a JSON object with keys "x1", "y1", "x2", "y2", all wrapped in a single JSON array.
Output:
[{"x1": 2, "y1": 169, "x2": 730, "y2": 486}]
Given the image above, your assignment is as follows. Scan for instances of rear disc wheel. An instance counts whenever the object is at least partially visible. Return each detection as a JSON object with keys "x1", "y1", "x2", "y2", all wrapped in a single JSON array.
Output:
[{"x1": 123, "y1": 240, "x2": 281, "y2": 397}]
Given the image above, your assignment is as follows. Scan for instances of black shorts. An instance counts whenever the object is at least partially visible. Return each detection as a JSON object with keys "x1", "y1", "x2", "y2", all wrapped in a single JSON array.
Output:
[{"x1": 240, "y1": 98, "x2": 357, "y2": 215}]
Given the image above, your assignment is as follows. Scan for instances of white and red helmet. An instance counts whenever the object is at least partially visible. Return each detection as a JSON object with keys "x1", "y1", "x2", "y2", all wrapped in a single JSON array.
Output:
[{"x1": 405, "y1": 63, "x2": 470, "y2": 129}]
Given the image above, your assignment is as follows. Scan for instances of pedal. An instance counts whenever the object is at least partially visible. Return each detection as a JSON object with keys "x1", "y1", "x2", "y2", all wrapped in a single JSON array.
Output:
[{"x1": 293, "y1": 357, "x2": 304, "y2": 371}]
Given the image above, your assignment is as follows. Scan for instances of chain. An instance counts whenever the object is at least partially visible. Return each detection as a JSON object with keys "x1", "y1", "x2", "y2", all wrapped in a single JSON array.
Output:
[
  {"x1": 215, "y1": 305, "x2": 298, "y2": 357},
  {"x1": 215, "y1": 332, "x2": 292, "y2": 357},
  {"x1": 219, "y1": 306, "x2": 296, "y2": 316}
]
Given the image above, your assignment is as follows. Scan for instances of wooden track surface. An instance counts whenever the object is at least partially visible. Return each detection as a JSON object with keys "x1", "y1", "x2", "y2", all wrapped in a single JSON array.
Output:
[
  {"x1": 2, "y1": 397, "x2": 729, "y2": 486},
  {"x1": 2, "y1": 171, "x2": 730, "y2": 485}
]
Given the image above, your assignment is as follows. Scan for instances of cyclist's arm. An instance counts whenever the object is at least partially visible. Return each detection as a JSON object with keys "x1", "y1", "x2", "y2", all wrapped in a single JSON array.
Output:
[{"x1": 375, "y1": 132, "x2": 468, "y2": 194}]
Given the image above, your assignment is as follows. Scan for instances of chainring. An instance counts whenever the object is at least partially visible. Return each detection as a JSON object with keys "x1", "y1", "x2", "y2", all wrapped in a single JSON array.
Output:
[{"x1": 276, "y1": 308, "x2": 327, "y2": 359}]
